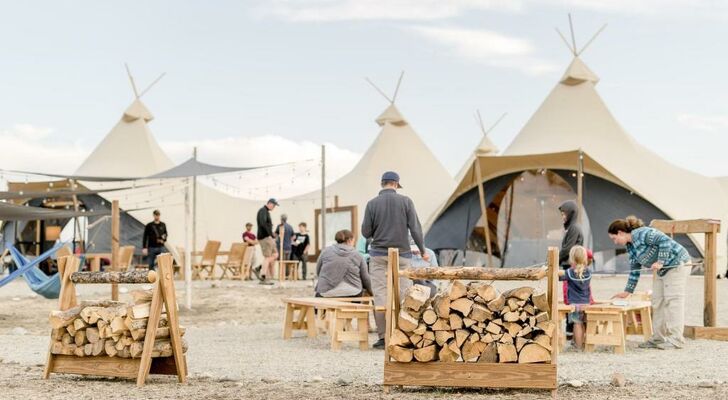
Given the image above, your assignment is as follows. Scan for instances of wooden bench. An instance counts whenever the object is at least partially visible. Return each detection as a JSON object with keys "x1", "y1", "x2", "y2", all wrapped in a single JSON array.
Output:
[
  {"x1": 583, "y1": 301, "x2": 653, "y2": 354},
  {"x1": 314, "y1": 297, "x2": 374, "y2": 335},
  {"x1": 282, "y1": 297, "x2": 373, "y2": 351}
]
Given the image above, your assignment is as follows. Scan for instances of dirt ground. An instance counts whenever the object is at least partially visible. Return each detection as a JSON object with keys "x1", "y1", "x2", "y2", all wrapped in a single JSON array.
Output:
[{"x1": 1, "y1": 275, "x2": 727, "y2": 399}]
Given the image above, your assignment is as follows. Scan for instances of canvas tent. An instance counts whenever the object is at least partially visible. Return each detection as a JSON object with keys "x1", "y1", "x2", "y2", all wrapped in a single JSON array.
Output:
[
  {"x1": 427, "y1": 49, "x2": 728, "y2": 271},
  {"x1": 279, "y1": 99, "x2": 454, "y2": 252}
]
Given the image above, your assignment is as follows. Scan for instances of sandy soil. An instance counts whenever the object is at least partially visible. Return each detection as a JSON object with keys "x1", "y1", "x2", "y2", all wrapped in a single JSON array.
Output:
[{"x1": 1, "y1": 275, "x2": 727, "y2": 399}]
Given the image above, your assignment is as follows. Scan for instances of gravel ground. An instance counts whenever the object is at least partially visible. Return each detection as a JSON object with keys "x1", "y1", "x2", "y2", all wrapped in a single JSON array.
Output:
[{"x1": 1, "y1": 274, "x2": 727, "y2": 399}]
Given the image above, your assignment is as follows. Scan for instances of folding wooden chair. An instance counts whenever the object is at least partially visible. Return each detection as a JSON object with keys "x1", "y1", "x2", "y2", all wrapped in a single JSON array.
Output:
[
  {"x1": 191, "y1": 240, "x2": 221, "y2": 280},
  {"x1": 240, "y1": 245, "x2": 255, "y2": 280},
  {"x1": 218, "y1": 243, "x2": 246, "y2": 280}
]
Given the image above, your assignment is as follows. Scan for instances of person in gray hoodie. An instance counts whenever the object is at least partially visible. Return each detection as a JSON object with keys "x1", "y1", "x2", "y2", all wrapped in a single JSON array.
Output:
[
  {"x1": 559, "y1": 200, "x2": 584, "y2": 340},
  {"x1": 315, "y1": 229, "x2": 372, "y2": 298}
]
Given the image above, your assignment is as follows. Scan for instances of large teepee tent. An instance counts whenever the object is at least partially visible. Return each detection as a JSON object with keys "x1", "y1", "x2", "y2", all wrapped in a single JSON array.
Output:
[
  {"x1": 426, "y1": 27, "x2": 728, "y2": 270},
  {"x1": 279, "y1": 78, "x2": 454, "y2": 251}
]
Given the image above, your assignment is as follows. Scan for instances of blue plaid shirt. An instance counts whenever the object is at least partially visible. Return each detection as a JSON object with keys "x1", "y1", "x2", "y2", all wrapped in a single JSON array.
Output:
[{"x1": 624, "y1": 227, "x2": 690, "y2": 293}]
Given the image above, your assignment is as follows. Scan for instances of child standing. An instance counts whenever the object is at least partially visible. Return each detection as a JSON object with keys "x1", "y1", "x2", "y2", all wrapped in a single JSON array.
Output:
[{"x1": 559, "y1": 245, "x2": 592, "y2": 350}]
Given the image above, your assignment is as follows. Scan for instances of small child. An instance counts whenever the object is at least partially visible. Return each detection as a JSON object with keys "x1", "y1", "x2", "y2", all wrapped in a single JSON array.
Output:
[{"x1": 559, "y1": 245, "x2": 592, "y2": 350}]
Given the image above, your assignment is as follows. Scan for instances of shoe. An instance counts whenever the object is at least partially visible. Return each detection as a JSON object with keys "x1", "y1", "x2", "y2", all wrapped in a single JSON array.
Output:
[
  {"x1": 252, "y1": 266, "x2": 262, "y2": 281},
  {"x1": 372, "y1": 339, "x2": 385, "y2": 349},
  {"x1": 638, "y1": 340, "x2": 661, "y2": 349},
  {"x1": 656, "y1": 342, "x2": 679, "y2": 350}
]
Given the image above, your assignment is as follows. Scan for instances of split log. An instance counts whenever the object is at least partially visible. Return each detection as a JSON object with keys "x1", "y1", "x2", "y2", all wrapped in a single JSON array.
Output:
[
  {"x1": 403, "y1": 285, "x2": 431, "y2": 311},
  {"x1": 438, "y1": 342, "x2": 459, "y2": 362},
  {"x1": 86, "y1": 327, "x2": 100, "y2": 344},
  {"x1": 523, "y1": 304, "x2": 536, "y2": 316},
  {"x1": 532, "y1": 291, "x2": 549, "y2": 312},
  {"x1": 463, "y1": 317, "x2": 476, "y2": 328},
  {"x1": 475, "y1": 284, "x2": 497, "y2": 302},
  {"x1": 517, "y1": 326, "x2": 533, "y2": 337},
  {"x1": 454, "y1": 329, "x2": 469, "y2": 348},
  {"x1": 398, "y1": 310, "x2": 419, "y2": 332},
  {"x1": 478, "y1": 342, "x2": 498, "y2": 363},
  {"x1": 48, "y1": 300, "x2": 124, "y2": 329},
  {"x1": 66, "y1": 323, "x2": 77, "y2": 337},
  {"x1": 130, "y1": 341, "x2": 144, "y2": 358},
  {"x1": 449, "y1": 313, "x2": 463, "y2": 330},
  {"x1": 61, "y1": 333, "x2": 73, "y2": 346},
  {"x1": 74, "y1": 346, "x2": 85, "y2": 357},
  {"x1": 117, "y1": 346, "x2": 131, "y2": 359},
  {"x1": 497, "y1": 343, "x2": 518, "y2": 363},
  {"x1": 536, "y1": 321, "x2": 555, "y2": 337},
  {"x1": 450, "y1": 298, "x2": 473, "y2": 316},
  {"x1": 487, "y1": 295, "x2": 505, "y2": 312},
  {"x1": 130, "y1": 289, "x2": 153, "y2": 304},
  {"x1": 70, "y1": 270, "x2": 157, "y2": 284},
  {"x1": 471, "y1": 324, "x2": 484, "y2": 334},
  {"x1": 535, "y1": 312, "x2": 550, "y2": 323},
  {"x1": 73, "y1": 318, "x2": 87, "y2": 332},
  {"x1": 516, "y1": 337, "x2": 529, "y2": 352},
  {"x1": 50, "y1": 341, "x2": 63, "y2": 355},
  {"x1": 80, "y1": 307, "x2": 102, "y2": 325},
  {"x1": 401, "y1": 266, "x2": 548, "y2": 281},
  {"x1": 447, "y1": 280, "x2": 468, "y2": 300},
  {"x1": 499, "y1": 333, "x2": 514, "y2": 345},
  {"x1": 503, "y1": 311, "x2": 520, "y2": 322},
  {"x1": 92, "y1": 339, "x2": 105, "y2": 356},
  {"x1": 432, "y1": 294, "x2": 451, "y2": 318},
  {"x1": 105, "y1": 340, "x2": 118, "y2": 357},
  {"x1": 129, "y1": 303, "x2": 151, "y2": 319},
  {"x1": 462, "y1": 341, "x2": 486, "y2": 362},
  {"x1": 503, "y1": 322, "x2": 521, "y2": 337},
  {"x1": 413, "y1": 323, "x2": 427, "y2": 336},
  {"x1": 409, "y1": 334, "x2": 423, "y2": 346},
  {"x1": 469, "y1": 304, "x2": 493, "y2": 322},
  {"x1": 504, "y1": 287, "x2": 534, "y2": 301},
  {"x1": 518, "y1": 343, "x2": 551, "y2": 363},
  {"x1": 422, "y1": 309, "x2": 438, "y2": 325},
  {"x1": 74, "y1": 330, "x2": 87, "y2": 347},
  {"x1": 431, "y1": 319, "x2": 451, "y2": 331},
  {"x1": 423, "y1": 330, "x2": 435, "y2": 342},
  {"x1": 469, "y1": 332, "x2": 480, "y2": 343},
  {"x1": 61, "y1": 344, "x2": 76, "y2": 356},
  {"x1": 390, "y1": 329, "x2": 410, "y2": 347},
  {"x1": 485, "y1": 322, "x2": 502, "y2": 335},
  {"x1": 389, "y1": 345, "x2": 414, "y2": 362},
  {"x1": 110, "y1": 316, "x2": 127, "y2": 335},
  {"x1": 435, "y1": 330, "x2": 454, "y2": 346},
  {"x1": 84, "y1": 343, "x2": 94, "y2": 356},
  {"x1": 532, "y1": 334, "x2": 552, "y2": 351},
  {"x1": 413, "y1": 345, "x2": 438, "y2": 362}
]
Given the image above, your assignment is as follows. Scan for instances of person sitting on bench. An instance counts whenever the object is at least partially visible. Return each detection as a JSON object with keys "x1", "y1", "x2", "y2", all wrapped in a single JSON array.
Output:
[{"x1": 315, "y1": 229, "x2": 372, "y2": 298}]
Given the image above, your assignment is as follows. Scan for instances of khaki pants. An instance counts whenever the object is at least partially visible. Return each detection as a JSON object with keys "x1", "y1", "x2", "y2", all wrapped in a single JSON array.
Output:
[
  {"x1": 651, "y1": 263, "x2": 690, "y2": 346},
  {"x1": 370, "y1": 255, "x2": 411, "y2": 340}
]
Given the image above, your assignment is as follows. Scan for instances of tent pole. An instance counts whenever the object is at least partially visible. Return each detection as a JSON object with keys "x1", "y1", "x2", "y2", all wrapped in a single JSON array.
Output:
[
  {"x1": 501, "y1": 182, "x2": 515, "y2": 268},
  {"x1": 321, "y1": 145, "x2": 326, "y2": 253},
  {"x1": 110, "y1": 200, "x2": 120, "y2": 301},
  {"x1": 192, "y1": 147, "x2": 198, "y2": 258},
  {"x1": 577, "y1": 149, "x2": 584, "y2": 224},
  {"x1": 184, "y1": 178, "x2": 192, "y2": 310},
  {"x1": 473, "y1": 157, "x2": 493, "y2": 268}
]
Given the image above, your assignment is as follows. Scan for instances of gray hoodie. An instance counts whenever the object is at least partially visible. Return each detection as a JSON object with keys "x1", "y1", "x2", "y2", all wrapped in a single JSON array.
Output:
[
  {"x1": 315, "y1": 244, "x2": 372, "y2": 297},
  {"x1": 558, "y1": 200, "x2": 584, "y2": 268}
]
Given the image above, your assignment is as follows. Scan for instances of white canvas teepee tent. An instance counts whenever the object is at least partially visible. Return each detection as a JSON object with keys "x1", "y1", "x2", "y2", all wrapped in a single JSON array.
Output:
[
  {"x1": 279, "y1": 77, "x2": 454, "y2": 250},
  {"x1": 427, "y1": 24, "x2": 728, "y2": 267}
]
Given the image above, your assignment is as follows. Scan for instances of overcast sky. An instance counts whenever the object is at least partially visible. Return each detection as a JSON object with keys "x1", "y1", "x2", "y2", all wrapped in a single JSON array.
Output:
[{"x1": 1, "y1": 1, "x2": 727, "y2": 198}]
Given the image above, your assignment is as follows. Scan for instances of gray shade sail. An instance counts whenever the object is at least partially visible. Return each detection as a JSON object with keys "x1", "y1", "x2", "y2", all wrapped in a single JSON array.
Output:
[
  {"x1": 147, "y1": 158, "x2": 278, "y2": 179},
  {"x1": 0, "y1": 201, "x2": 110, "y2": 221},
  {"x1": 0, "y1": 185, "x2": 155, "y2": 200}
]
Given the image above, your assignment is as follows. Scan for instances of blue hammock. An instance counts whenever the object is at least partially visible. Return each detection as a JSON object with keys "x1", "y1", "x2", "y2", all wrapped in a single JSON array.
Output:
[{"x1": 0, "y1": 242, "x2": 65, "y2": 298}]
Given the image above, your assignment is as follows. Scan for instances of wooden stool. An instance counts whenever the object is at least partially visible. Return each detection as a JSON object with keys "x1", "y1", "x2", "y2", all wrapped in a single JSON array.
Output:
[
  {"x1": 330, "y1": 308, "x2": 369, "y2": 351},
  {"x1": 278, "y1": 260, "x2": 299, "y2": 282},
  {"x1": 585, "y1": 307, "x2": 626, "y2": 354},
  {"x1": 282, "y1": 303, "x2": 317, "y2": 339},
  {"x1": 557, "y1": 303, "x2": 574, "y2": 352}
]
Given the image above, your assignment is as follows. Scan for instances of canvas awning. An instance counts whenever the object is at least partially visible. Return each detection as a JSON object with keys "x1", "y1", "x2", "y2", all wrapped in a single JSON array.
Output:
[
  {"x1": 0, "y1": 202, "x2": 110, "y2": 221},
  {"x1": 147, "y1": 158, "x2": 278, "y2": 179}
]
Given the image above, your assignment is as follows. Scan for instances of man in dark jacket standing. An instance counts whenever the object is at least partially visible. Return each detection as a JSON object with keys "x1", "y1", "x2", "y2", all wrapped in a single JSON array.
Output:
[
  {"x1": 558, "y1": 200, "x2": 584, "y2": 339},
  {"x1": 254, "y1": 198, "x2": 278, "y2": 284},
  {"x1": 142, "y1": 209, "x2": 167, "y2": 270},
  {"x1": 362, "y1": 171, "x2": 428, "y2": 349}
]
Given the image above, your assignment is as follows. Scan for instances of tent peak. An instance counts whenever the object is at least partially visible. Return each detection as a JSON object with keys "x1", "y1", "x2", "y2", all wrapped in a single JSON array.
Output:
[
  {"x1": 560, "y1": 57, "x2": 599, "y2": 86},
  {"x1": 375, "y1": 104, "x2": 408, "y2": 127},
  {"x1": 123, "y1": 99, "x2": 154, "y2": 123}
]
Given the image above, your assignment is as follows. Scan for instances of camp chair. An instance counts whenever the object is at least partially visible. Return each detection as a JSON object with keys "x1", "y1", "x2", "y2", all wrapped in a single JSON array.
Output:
[
  {"x1": 240, "y1": 245, "x2": 255, "y2": 280},
  {"x1": 191, "y1": 240, "x2": 221, "y2": 280},
  {"x1": 1, "y1": 242, "x2": 66, "y2": 298},
  {"x1": 218, "y1": 243, "x2": 247, "y2": 280},
  {"x1": 119, "y1": 246, "x2": 135, "y2": 271}
]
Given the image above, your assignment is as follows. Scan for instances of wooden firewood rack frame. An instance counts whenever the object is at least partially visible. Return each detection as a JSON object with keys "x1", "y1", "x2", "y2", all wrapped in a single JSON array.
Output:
[
  {"x1": 43, "y1": 253, "x2": 187, "y2": 387},
  {"x1": 650, "y1": 219, "x2": 727, "y2": 341},
  {"x1": 383, "y1": 247, "x2": 559, "y2": 396}
]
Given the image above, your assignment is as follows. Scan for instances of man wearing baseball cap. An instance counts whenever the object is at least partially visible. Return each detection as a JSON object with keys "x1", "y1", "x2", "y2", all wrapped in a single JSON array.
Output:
[
  {"x1": 362, "y1": 171, "x2": 428, "y2": 349},
  {"x1": 253, "y1": 198, "x2": 279, "y2": 284}
]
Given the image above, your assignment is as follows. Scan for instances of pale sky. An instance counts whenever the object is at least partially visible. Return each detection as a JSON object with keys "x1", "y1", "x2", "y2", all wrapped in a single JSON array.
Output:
[{"x1": 1, "y1": 1, "x2": 728, "y2": 199}]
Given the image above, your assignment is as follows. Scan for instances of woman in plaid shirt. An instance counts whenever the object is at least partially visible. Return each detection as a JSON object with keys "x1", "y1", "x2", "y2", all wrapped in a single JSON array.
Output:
[{"x1": 608, "y1": 216, "x2": 691, "y2": 350}]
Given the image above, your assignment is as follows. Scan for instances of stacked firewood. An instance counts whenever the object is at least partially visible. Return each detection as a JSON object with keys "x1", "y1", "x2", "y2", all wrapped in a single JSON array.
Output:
[
  {"x1": 48, "y1": 290, "x2": 187, "y2": 358},
  {"x1": 388, "y1": 281, "x2": 554, "y2": 363}
]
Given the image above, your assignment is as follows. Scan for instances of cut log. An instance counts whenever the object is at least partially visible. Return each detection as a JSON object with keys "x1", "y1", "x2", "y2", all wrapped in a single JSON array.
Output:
[
  {"x1": 471, "y1": 324, "x2": 484, "y2": 334},
  {"x1": 479, "y1": 342, "x2": 498, "y2": 363},
  {"x1": 66, "y1": 323, "x2": 77, "y2": 337},
  {"x1": 117, "y1": 346, "x2": 131, "y2": 359},
  {"x1": 528, "y1": 316, "x2": 537, "y2": 327},
  {"x1": 481, "y1": 333, "x2": 495, "y2": 343},
  {"x1": 535, "y1": 312, "x2": 550, "y2": 323},
  {"x1": 499, "y1": 333, "x2": 514, "y2": 345},
  {"x1": 388, "y1": 345, "x2": 414, "y2": 362},
  {"x1": 455, "y1": 329, "x2": 469, "y2": 348},
  {"x1": 86, "y1": 327, "x2": 100, "y2": 344},
  {"x1": 92, "y1": 339, "x2": 105, "y2": 356},
  {"x1": 503, "y1": 311, "x2": 520, "y2": 322},
  {"x1": 422, "y1": 309, "x2": 438, "y2": 325},
  {"x1": 431, "y1": 319, "x2": 451, "y2": 331},
  {"x1": 503, "y1": 322, "x2": 522, "y2": 337},
  {"x1": 104, "y1": 340, "x2": 118, "y2": 357},
  {"x1": 398, "y1": 310, "x2": 419, "y2": 332},
  {"x1": 485, "y1": 322, "x2": 502, "y2": 335},
  {"x1": 532, "y1": 334, "x2": 553, "y2": 351},
  {"x1": 130, "y1": 289, "x2": 153, "y2": 304},
  {"x1": 414, "y1": 345, "x2": 438, "y2": 362},
  {"x1": 73, "y1": 318, "x2": 87, "y2": 332},
  {"x1": 435, "y1": 330, "x2": 454, "y2": 346},
  {"x1": 497, "y1": 343, "x2": 518, "y2": 363},
  {"x1": 450, "y1": 298, "x2": 473, "y2": 316},
  {"x1": 403, "y1": 284, "x2": 431, "y2": 311},
  {"x1": 413, "y1": 322, "x2": 427, "y2": 336},
  {"x1": 84, "y1": 343, "x2": 94, "y2": 356},
  {"x1": 469, "y1": 304, "x2": 493, "y2": 322},
  {"x1": 449, "y1": 313, "x2": 463, "y2": 330},
  {"x1": 516, "y1": 337, "x2": 529, "y2": 352},
  {"x1": 519, "y1": 312, "x2": 528, "y2": 322},
  {"x1": 438, "y1": 341, "x2": 459, "y2": 362},
  {"x1": 48, "y1": 300, "x2": 123, "y2": 329},
  {"x1": 79, "y1": 307, "x2": 103, "y2": 325},
  {"x1": 115, "y1": 340, "x2": 126, "y2": 351},
  {"x1": 523, "y1": 304, "x2": 536, "y2": 316},
  {"x1": 110, "y1": 316, "x2": 127, "y2": 335},
  {"x1": 50, "y1": 341, "x2": 63, "y2": 355},
  {"x1": 518, "y1": 343, "x2": 551, "y2": 363},
  {"x1": 487, "y1": 295, "x2": 505, "y2": 312},
  {"x1": 517, "y1": 326, "x2": 533, "y2": 338},
  {"x1": 432, "y1": 294, "x2": 451, "y2": 319},
  {"x1": 475, "y1": 284, "x2": 497, "y2": 302},
  {"x1": 390, "y1": 329, "x2": 410, "y2": 347},
  {"x1": 462, "y1": 341, "x2": 486, "y2": 362},
  {"x1": 504, "y1": 287, "x2": 534, "y2": 301},
  {"x1": 447, "y1": 280, "x2": 468, "y2": 300},
  {"x1": 506, "y1": 298, "x2": 520, "y2": 312},
  {"x1": 74, "y1": 330, "x2": 87, "y2": 347},
  {"x1": 61, "y1": 344, "x2": 76, "y2": 356},
  {"x1": 98, "y1": 306, "x2": 127, "y2": 323},
  {"x1": 70, "y1": 270, "x2": 156, "y2": 284},
  {"x1": 61, "y1": 333, "x2": 73, "y2": 346},
  {"x1": 148, "y1": 339, "x2": 189, "y2": 358},
  {"x1": 409, "y1": 334, "x2": 423, "y2": 346},
  {"x1": 130, "y1": 341, "x2": 144, "y2": 358},
  {"x1": 468, "y1": 332, "x2": 480, "y2": 343},
  {"x1": 532, "y1": 291, "x2": 549, "y2": 312},
  {"x1": 491, "y1": 318, "x2": 503, "y2": 326},
  {"x1": 422, "y1": 330, "x2": 435, "y2": 342},
  {"x1": 129, "y1": 303, "x2": 151, "y2": 319},
  {"x1": 97, "y1": 320, "x2": 109, "y2": 338},
  {"x1": 536, "y1": 321, "x2": 556, "y2": 338},
  {"x1": 462, "y1": 317, "x2": 477, "y2": 328},
  {"x1": 74, "y1": 346, "x2": 85, "y2": 357},
  {"x1": 401, "y1": 266, "x2": 548, "y2": 281}
]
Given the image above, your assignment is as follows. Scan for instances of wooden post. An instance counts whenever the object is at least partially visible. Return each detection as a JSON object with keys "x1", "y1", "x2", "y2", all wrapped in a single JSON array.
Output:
[
  {"x1": 111, "y1": 200, "x2": 120, "y2": 301},
  {"x1": 577, "y1": 150, "x2": 584, "y2": 224},
  {"x1": 279, "y1": 225, "x2": 285, "y2": 282},
  {"x1": 705, "y1": 224, "x2": 718, "y2": 327},
  {"x1": 473, "y1": 158, "x2": 493, "y2": 268},
  {"x1": 184, "y1": 179, "x2": 193, "y2": 309},
  {"x1": 321, "y1": 144, "x2": 327, "y2": 253}
]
